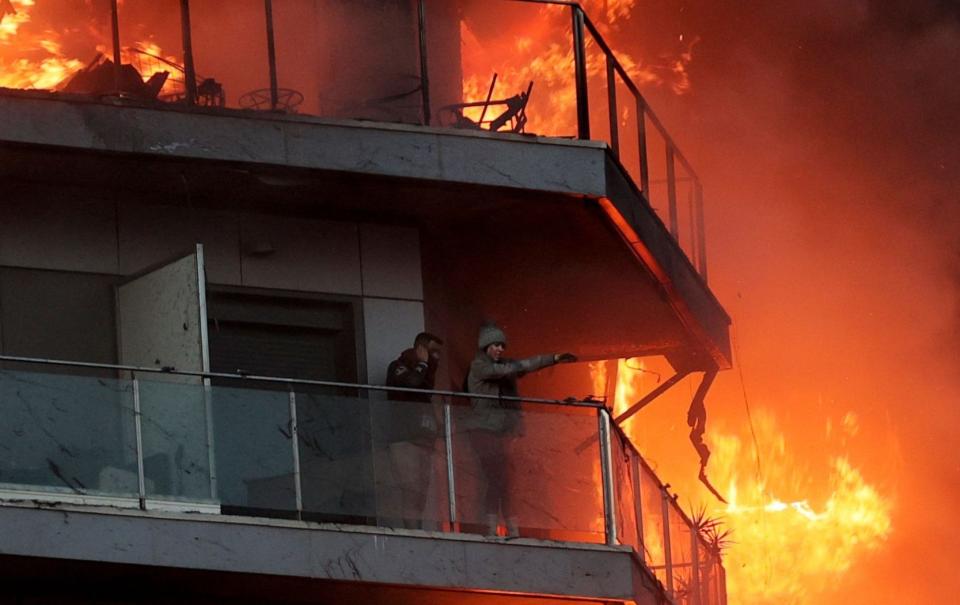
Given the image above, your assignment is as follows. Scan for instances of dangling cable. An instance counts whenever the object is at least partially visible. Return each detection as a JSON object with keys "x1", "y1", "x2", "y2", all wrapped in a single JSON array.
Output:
[{"x1": 732, "y1": 321, "x2": 764, "y2": 484}]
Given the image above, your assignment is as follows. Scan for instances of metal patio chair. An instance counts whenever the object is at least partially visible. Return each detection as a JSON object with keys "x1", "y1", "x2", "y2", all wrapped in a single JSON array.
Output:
[{"x1": 440, "y1": 74, "x2": 534, "y2": 134}]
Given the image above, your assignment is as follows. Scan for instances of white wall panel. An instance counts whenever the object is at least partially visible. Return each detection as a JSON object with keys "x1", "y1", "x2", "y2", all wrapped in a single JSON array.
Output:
[
  {"x1": 241, "y1": 215, "x2": 361, "y2": 295},
  {"x1": 0, "y1": 194, "x2": 118, "y2": 274},
  {"x1": 118, "y1": 204, "x2": 241, "y2": 285},
  {"x1": 116, "y1": 250, "x2": 207, "y2": 373},
  {"x1": 362, "y1": 298, "x2": 424, "y2": 387},
  {"x1": 360, "y1": 224, "x2": 423, "y2": 300},
  {"x1": 116, "y1": 248, "x2": 213, "y2": 499}
]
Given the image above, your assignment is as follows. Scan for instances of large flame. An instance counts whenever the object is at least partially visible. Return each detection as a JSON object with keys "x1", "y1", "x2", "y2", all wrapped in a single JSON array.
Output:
[
  {"x1": 596, "y1": 359, "x2": 895, "y2": 604},
  {"x1": 459, "y1": 0, "x2": 694, "y2": 136},
  {"x1": 0, "y1": 1, "x2": 180, "y2": 93},
  {"x1": 0, "y1": 0, "x2": 83, "y2": 89},
  {"x1": 711, "y1": 412, "x2": 892, "y2": 604}
]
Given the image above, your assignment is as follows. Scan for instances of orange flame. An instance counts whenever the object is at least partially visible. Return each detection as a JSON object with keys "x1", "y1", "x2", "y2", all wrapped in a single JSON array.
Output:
[
  {"x1": 0, "y1": 1, "x2": 181, "y2": 93},
  {"x1": 0, "y1": 0, "x2": 83, "y2": 89},
  {"x1": 597, "y1": 358, "x2": 894, "y2": 604},
  {"x1": 459, "y1": 0, "x2": 694, "y2": 137},
  {"x1": 709, "y1": 411, "x2": 892, "y2": 604}
]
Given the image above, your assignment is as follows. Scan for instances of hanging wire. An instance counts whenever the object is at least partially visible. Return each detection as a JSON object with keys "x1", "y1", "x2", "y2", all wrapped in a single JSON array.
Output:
[{"x1": 732, "y1": 317, "x2": 763, "y2": 483}]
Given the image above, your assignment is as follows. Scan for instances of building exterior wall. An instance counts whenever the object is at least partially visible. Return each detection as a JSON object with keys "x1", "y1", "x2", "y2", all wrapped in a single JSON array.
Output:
[{"x1": 0, "y1": 191, "x2": 425, "y2": 385}]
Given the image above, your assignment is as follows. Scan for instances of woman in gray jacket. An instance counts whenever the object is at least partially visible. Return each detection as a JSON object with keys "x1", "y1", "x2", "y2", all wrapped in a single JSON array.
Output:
[{"x1": 465, "y1": 322, "x2": 576, "y2": 537}]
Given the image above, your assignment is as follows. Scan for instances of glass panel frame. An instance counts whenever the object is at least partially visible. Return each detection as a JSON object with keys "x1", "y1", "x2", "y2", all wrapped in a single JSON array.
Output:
[
  {"x1": 295, "y1": 389, "x2": 376, "y2": 524},
  {"x1": 612, "y1": 429, "x2": 640, "y2": 552},
  {"x1": 638, "y1": 460, "x2": 668, "y2": 584},
  {"x1": 137, "y1": 378, "x2": 215, "y2": 502},
  {"x1": 450, "y1": 399, "x2": 604, "y2": 541},
  {"x1": 208, "y1": 382, "x2": 296, "y2": 516},
  {"x1": 0, "y1": 368, "x2": 138, "y2": 498},
  {"x1": 668, "y1": 499, "x2": 694, "y2": 604},
  {"x1": 370, "y1": 394, "x2": 450, "y2": 531},
  {"x1": 189, "y1": 0, "x2": 270, "y2": 112}
]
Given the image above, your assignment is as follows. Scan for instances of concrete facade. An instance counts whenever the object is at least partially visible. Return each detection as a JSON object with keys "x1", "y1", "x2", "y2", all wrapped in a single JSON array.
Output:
[{"x1": 0, "y1": 193, "x2": 426, "y2": 386}]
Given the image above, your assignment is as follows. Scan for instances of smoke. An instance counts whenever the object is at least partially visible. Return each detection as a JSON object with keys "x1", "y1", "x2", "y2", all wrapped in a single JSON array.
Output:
[{"x1": 606, "y1": 1, "x2": 960, "y2": 602}]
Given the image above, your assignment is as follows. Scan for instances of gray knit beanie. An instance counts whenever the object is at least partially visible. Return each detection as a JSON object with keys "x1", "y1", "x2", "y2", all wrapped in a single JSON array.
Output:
[{"x1": 477, "y1": 322, "x2": 508, "y2": 350}]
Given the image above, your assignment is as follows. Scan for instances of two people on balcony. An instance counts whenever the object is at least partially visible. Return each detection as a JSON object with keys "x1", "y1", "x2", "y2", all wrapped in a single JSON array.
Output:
[
  {"x1": 382, "y1": 324, "x2": 576, "y2": 537},
  {"x1": 464, "y1": 322, "x2": 577, "y2": 537}
]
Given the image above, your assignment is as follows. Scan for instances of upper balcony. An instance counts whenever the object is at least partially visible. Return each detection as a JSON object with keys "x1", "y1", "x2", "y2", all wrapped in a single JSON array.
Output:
[
  {"x1": 0, "y1": 0, "x2": 730, "y2": 373},
  {"x1": 0, "y1": 356, "x2": 726, "y2": 605}
]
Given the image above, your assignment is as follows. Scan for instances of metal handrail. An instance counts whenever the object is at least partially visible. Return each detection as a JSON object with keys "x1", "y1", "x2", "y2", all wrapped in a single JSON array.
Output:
[
  {"x1": 609, "y1": 421, "x2": 725, "y2": 603},
  {"x1": 500, "y1": 0, "x2": 699, "y2": 179},
  {"x1": 492, "y1": 1, "x2": 708, "y2": 278},
  {"x1": 0, "y1": 354, "x2": 603, "y2": 409},
  {"x1": 576, "y1": 10, "x2": 699, "y2": 181}
]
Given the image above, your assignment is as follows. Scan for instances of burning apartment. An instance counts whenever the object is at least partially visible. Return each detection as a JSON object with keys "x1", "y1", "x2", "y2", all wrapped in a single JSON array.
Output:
[{"x1": 0, "y1": 1, "x2": 731, "y2": 604}]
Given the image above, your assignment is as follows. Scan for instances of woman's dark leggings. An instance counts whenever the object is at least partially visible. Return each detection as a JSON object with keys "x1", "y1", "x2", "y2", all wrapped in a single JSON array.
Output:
[{"x1": 468, "y1": 428, "x2": 513, "y2": 518}]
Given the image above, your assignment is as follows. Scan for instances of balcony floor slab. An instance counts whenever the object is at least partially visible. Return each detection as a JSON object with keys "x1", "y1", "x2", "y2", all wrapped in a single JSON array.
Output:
[{"x1": 0, "y1": 501, "x2": 663, "y2": 604}]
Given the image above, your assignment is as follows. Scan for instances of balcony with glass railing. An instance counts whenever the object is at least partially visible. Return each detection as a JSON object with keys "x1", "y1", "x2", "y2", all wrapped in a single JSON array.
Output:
[{"x1": 0, "y1": 355, "x2": 724, "y2": 605}]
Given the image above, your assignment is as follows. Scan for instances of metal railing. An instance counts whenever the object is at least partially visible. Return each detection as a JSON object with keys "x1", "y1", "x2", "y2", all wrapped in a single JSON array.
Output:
[
  {"x1": 434, "y1": 0, "x2": 708, "y2": 279},
  {"x1": 0, "y1": 353, "x2": 724, "y2": 603},
  {"x1": 611, "y1": 426, "x2": 726, "y2": 605}
]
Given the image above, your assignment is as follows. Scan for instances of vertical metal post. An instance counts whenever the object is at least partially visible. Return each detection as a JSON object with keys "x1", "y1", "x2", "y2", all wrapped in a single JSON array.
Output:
[
  {"x1": 201, "y1": 380, "x2": 218, "y2": 500},
  {"x1": 695, "y1": 180, "x2": 708, "y2": 280},
  {"x1": 110, "y1": 0, "x2": 123, "y2": 96},
  {"x1": 179, "y1": 0, "x2": 198, "y2": 105},
  {"x1": 661, "y1": 487, "x2": 675, "y2": 597},
  {"x1": 196, "y1": 245, "x2": 218, "y2": 502},
  {"x1": 691, "y1": 530, "x2": 703, "y2": 605},
  {"x1": 444, "y1": 401, "x2": 457, "y2": 528},
  {"x1": 606, "y1": 55, "x2": 619, "y2": 156},
  {"x1": 288, "y1": 389, "x2": 303, "y2": 519},
  {"x1": 418, "y1": 0, "x2": 432, "y2": 126},
  {"x1": 132, "y1": 377, "x2": 147, "y2": 510},
  {"x1": 264, "y1": 0, "x2": 279, "y2": 111},
  {"x1": 636, "y1": 96, "x2": 650, "y2": 196},
  {"x1": 598, "y1": 409, "x2": 618, "y2": 546},
  {"x1": 666, "y1": 145, "x2": 679, "y2": 238},
  {"x1": 571, "y1": 7, "x2": 590, "y2": 140},
  {"x1": 630, "y1": 452, "x2": 645, "y2": 558}
]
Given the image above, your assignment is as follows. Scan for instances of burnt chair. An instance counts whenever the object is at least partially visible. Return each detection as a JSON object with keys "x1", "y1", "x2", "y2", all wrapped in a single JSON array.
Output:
[{"x1": 439, "y1": 74, "x2": 534, "y2": 134}]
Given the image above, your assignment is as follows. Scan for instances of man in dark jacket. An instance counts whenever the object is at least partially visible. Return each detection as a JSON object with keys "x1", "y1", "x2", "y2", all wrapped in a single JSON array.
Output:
[
  {"x1": 387, "y1": 332, "x2": 443, "y2": 403},
  {"x1": 466, "y1": 322, "x2": 576, "y2": 537},
  {"x1": 378, "y1": 332, "x2": 443, "y2": 529}
]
